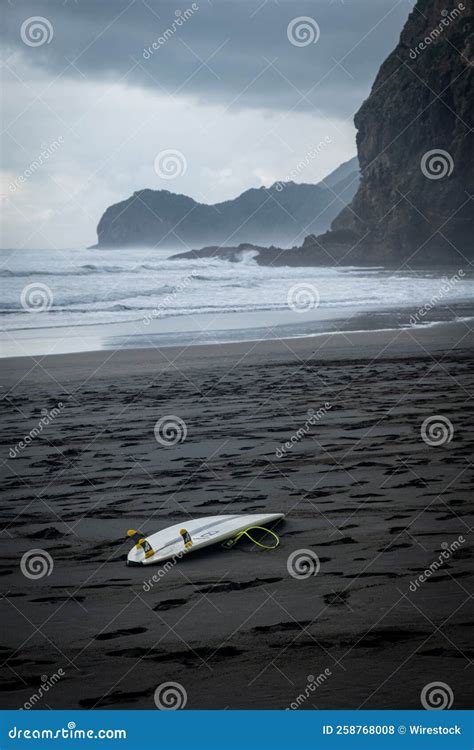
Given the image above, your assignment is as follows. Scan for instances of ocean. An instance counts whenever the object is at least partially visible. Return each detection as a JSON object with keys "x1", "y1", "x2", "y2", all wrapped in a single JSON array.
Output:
[{"x1": 1, "y1": 246, "x2": 473, "y2": 357}]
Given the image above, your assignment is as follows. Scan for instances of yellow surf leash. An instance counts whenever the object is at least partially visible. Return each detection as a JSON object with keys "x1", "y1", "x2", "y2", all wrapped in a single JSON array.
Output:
[{"x1": 222, "y1": 525, "x2": 280, "y2": 551}]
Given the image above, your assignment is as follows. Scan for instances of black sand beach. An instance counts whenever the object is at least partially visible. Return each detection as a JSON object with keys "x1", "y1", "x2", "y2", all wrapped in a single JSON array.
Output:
[{"x1": 1, "y1": 323, "x2": 473, "y2": 710}]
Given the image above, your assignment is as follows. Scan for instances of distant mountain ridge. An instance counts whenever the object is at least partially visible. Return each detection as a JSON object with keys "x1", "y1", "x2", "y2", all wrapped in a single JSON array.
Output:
[{"x1": 94, "y1": 157, "x2": 359, "y2": 249}]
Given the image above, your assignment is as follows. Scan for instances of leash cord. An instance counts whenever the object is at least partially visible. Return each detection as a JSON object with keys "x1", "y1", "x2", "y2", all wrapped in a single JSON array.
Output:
[{"x1": 222, "y1": 525, "x2": 280, "y2": 550}]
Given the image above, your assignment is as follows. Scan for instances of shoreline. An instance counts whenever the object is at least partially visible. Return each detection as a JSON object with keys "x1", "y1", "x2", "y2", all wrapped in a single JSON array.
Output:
[
  {"x1": 2, "y1": 250, "x2": 473, "y2": 360},
  {"x1": 2, "y1": 319, "x2": 472, "y2": 387}
]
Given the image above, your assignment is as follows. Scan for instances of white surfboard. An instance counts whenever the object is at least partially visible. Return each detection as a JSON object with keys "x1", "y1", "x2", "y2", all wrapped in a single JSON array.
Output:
[{"x1": 127, "y1": 513, "x2": 284, "y2": 566}]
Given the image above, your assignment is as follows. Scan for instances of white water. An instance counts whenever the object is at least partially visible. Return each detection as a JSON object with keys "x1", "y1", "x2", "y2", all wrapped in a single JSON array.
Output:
[{"x1": 2, "y1": 247, "x2": 473, "y2": 333}]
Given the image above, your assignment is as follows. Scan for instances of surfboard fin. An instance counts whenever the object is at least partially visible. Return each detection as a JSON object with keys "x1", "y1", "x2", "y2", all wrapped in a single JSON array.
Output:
[
  {"x1": 127, "y1": 529, "x2": 155, "y2": 559},
  {"x1": 179, "y1": 528, "x2": 193, "y2": 550}
]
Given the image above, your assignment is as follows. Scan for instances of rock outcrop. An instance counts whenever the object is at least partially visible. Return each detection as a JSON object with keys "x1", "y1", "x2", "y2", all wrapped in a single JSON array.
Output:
[
  {"x1": 94, "y1": 158, "x2": 359, "y2": 250},
  {"x1": 302, "y1": 0, "x2": 473, "y2": 266}
]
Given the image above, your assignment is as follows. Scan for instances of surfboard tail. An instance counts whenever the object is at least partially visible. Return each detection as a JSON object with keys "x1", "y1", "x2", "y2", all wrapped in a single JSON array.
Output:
[{"x1": 127, "y1": 529, "x2": 155, "y2": 559}]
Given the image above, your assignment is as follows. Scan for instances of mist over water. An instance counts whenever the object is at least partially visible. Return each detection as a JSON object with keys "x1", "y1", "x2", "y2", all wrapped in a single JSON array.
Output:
[{"x1": 2, "y1": 246, "x2": 474, "y2": 333}]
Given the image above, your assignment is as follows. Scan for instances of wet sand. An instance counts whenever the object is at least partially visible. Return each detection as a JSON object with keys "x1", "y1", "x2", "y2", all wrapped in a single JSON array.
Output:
[{"x1": 1, "y1": 323, "x2": 473, "y2": 709}]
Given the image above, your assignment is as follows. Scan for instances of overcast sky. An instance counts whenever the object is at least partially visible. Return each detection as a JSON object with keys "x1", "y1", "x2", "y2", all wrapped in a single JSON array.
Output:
[{"x1": 1, "y1": 0, "x2": 412, "y2": 249}]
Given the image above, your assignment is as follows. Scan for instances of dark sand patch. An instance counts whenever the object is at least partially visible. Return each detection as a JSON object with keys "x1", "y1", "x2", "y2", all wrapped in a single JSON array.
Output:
[{"x1": 1, "y1": 328, "x2": 472, "y2": 709}]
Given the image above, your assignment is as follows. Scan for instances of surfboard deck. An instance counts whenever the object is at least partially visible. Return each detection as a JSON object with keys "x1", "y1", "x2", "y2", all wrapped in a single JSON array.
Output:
[{"x1": 127, "y1": 513, "x2": 284, "y2": 566}]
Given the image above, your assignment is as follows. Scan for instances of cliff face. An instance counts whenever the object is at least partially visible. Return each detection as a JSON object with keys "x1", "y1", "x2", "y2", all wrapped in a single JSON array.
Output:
[
  {"x1": 95, "y1": 158, "x2": 359, "y2": 250},
  {"x1": 305, "y1": 0, "x2": 473, "y2": 265}
]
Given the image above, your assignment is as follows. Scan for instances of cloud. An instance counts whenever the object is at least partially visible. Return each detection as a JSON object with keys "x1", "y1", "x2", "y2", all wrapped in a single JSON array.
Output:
[
  {"x1": 1, "y1": 0, "x2": 410, "y2": 247},
  {"x1": 3, "y1": 0, "x2": 409, "y2": 116}
]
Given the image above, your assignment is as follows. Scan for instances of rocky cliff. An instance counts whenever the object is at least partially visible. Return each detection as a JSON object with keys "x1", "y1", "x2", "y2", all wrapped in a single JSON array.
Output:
[
  {"x1": 94, "y1": 158, "x2": 358, "y2": 250},
  {"x1": 302, "y1": 0, "x2": 473, "y2": 266}
]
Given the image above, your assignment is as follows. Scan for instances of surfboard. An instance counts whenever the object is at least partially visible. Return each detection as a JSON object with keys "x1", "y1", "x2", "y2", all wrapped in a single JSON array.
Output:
[{"x1": 126, "y1": 513, "x2": 284, "y2": 566}]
